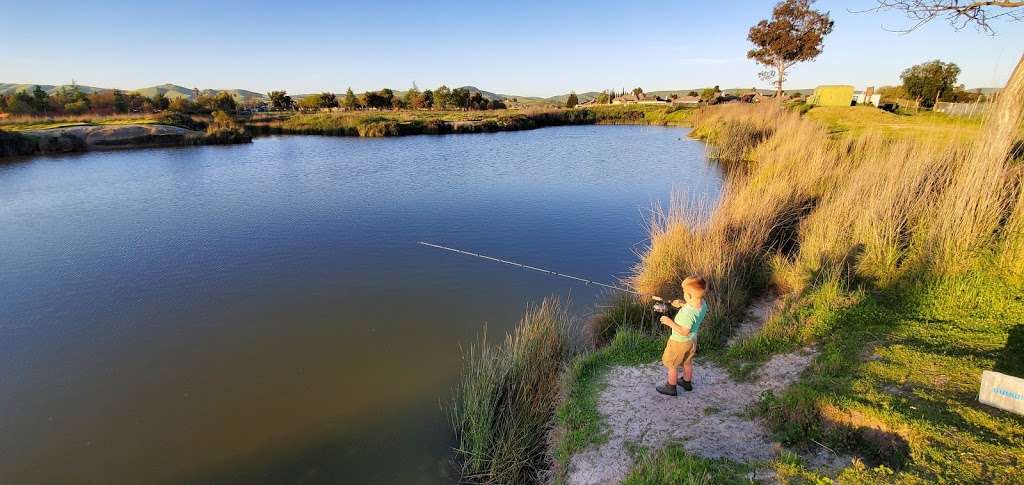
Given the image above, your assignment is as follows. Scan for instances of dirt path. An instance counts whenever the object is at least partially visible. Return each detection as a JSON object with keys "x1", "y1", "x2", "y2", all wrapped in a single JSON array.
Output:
[{"x1": 566, "y1": 296, "x2": 845, "y2": 484}]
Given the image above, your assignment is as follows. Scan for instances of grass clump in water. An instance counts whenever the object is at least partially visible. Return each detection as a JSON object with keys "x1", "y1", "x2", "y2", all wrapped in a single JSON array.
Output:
[{"x1": 449, "y1": 298, "x2": 577, "y2": 484}]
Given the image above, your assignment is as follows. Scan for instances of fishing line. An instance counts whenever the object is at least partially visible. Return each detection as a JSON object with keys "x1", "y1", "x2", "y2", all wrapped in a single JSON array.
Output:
[{"x1": 417, "y1": 241, "x2": 643, "y2": 296}]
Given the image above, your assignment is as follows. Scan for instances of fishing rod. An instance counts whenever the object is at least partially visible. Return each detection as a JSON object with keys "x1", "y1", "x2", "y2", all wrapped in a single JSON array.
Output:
[{"x1": 417, "y1": 241, "x2": 676, "y2": 313}]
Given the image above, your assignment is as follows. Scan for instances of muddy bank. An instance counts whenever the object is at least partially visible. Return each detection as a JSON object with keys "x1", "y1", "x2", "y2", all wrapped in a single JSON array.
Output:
[{"x1": 1, "y1": 124, "x2": 250, "y2": 158}]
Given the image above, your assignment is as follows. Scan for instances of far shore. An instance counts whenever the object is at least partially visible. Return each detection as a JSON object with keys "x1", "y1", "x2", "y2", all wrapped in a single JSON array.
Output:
[{"x1": 0, "y1": 105, "x2": 693, "y2": 158}]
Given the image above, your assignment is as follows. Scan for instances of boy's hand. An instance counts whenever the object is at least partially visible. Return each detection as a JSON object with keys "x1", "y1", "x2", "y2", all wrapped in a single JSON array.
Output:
[
  {"x1": 659, "y1": 315, "x2": 674, "y2": 326},
  {"x1": 671, "y1": 299, "x2": 684, "y2": 308}
]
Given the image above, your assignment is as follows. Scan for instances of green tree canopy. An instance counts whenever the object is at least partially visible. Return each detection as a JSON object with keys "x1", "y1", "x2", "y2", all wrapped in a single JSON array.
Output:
[
  {"x1": 434, "y1": 85, "x2": 452, "y2": 110},
  {"x1": 267, "y1": 90, "x2": 294, "y2": 111},
  {"x1": 566, "y1": 92, "x2": 579, "y2": 108},
  {"x1": 747, "y1": 0, "x2": 834, "y2": 97},
  {"x1": 342, "y1": 88, "x2": 358, "y2": 110},
  {"x1": 318, "y1": 92, "x2": 339, "y2": 109},
  {"x1": 900, "y1": 59, "x2": 961, "y2": 107},
  {"x1": 31, "y1": 85, "x2": 49, "y2": 113}
]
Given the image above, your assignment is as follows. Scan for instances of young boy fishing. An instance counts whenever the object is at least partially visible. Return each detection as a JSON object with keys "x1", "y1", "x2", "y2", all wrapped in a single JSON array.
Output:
[{"x1": 656, "y1": 276, "x2": 708, "y2": 396}]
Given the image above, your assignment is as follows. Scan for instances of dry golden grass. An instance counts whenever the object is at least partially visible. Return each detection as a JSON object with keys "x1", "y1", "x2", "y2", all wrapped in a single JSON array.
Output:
[{"x1": 633, "y1": 62, "x2": 1024, "y2": 344}]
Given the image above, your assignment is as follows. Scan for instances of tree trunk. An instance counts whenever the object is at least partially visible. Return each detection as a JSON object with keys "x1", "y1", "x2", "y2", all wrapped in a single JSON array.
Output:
[{"x1": 775, "y1": 64, "x2": 785, "y2": 100}]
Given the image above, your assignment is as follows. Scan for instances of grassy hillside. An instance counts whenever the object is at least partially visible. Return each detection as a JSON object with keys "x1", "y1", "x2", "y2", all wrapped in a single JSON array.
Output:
[
  {"x1": 0, "y1": 83, "x2": 104, "y2": 95},
  {"x1": 130, "y1": 84, "x2": 264, "y2": 101}
]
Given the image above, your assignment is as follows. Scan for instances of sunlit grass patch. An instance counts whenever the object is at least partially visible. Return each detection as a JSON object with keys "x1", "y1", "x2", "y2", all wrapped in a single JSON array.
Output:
[{"x1": 621, "y1": 445, "x2": 752, "y2": 485}]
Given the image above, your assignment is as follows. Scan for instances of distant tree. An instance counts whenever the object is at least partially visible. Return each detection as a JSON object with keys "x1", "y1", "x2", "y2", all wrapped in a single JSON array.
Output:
[
  {"x1": 404, "y1": 84, "x2": 421, "y2": 109},
  {"x1": 468, "y1": 91, "x2": 487, "y2": 110},
  {"x1": 380, "y1": 88, "x2": 395, "y2": 109},
  {"x1": 434, "y1": 85, "x2": 452, "y2": 110},
  {"x1": 747, "y1": 0, "x2": 835, "y2": 98},
  {"x1": 212, "y1": 91, "x2": 237, "y2": 113},
  {"x1": 451, "y1": 88, "x2": 470, "y2": 110},
  {"x1": 566, "y1": 91, "x2": 579, "y2": 108},
  {"x1": 360, "y1": 91, "x2": 390, "y2": 110},
  {"x1": 687, "y1": 90, "x2": 699, "y2": 97},
  {"x1": 0, "y1": 94, "x2": 7, "y2": 112},
  {"x1": 871, "y1": 0, "x2": 1023, "y2": 34},
  {"x1": 900, "y1": 59, "x2": 961, "y2": 107},
  {"x1": 700, "y1": 87, "x2": 720, "y2": 102},
  {"x1": 125, "y1": 92, "x2": 148, "y2": 112},
  {"x1": 417, "y1": 89, "x2": 434, "y2": 110},
  {"x1": 318, "y1": 92, "x2": 339, "y2": 109},
  {"x1": 267, "y1": 90, "x2": 294, "y2": 111},
  {"x1": 31, "y1": 85, "x2": 49, "y2": 113},
  {"x1": 595, "y1": 91, "x2": 610, "y2": 104},
  {"x1": 631, "y1": 87, "x2": 643, "y2": 98},
  {"x1": 6, "y1": 91, "x2": 36, "y2": 114},
  {"x1": 150, "y1": 92, "x2": 170, "y2": 111},
  {"x1": 113, "y1": 89, "x2": 130, "y2": 113},
  {"x1": 487, "y1": 99, "x2": 507, "y2": 110},
  {"x1": 342, "y1": 88, "x2": 358, "y2": 110}
]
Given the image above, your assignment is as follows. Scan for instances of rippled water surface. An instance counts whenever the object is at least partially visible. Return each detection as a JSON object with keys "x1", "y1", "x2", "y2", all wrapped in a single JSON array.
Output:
[{"x1": 0, "y1": 125, "x2": 720, "y2": 483}]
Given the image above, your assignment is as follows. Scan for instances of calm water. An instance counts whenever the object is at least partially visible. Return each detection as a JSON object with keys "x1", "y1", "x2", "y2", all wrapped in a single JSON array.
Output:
[{"x1": 0, "y1": 125, "x2": 720, "y2": 484}]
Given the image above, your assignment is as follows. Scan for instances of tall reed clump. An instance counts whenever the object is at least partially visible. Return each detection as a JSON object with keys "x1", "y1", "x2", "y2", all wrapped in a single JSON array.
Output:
[
  {"x1": 929, "y1": 55, "x2": 1024, "y2": 274},
  {"x1": 450, "y1": 298, "x2": 577, "y2": 484}
]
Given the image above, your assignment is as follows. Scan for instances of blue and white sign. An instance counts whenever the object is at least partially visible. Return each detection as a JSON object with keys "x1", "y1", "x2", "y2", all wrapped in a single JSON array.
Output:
[{"x1": 979, "y1": 370, "x2": 1024, "y2": 416}]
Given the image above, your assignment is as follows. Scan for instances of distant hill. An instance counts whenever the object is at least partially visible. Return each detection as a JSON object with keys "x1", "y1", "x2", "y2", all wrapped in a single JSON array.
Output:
[
  {"x1": 0, "y1": 82, "x2": 265, "y2": 101},
  {"x1": 131, "y1": 84, "x2": 265, "y2": 101},
  {"x1": 0, "y1": 83, "x2": 104, "y2": 96}
]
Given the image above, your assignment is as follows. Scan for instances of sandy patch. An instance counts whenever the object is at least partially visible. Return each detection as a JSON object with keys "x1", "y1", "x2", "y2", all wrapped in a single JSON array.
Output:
[{"x1": 567, "y1": 296, "x2": 850, "y2": 484}]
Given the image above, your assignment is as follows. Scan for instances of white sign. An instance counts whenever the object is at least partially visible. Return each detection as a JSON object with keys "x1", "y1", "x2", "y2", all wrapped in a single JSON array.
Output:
[{"x1": 979, "y1": 370, "x2": 1024, "y2": 416}]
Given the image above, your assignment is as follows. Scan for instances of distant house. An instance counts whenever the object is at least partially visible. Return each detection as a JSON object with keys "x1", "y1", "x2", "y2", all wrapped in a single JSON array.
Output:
[
  {"x1": 854, "y1": 87, "x2": 882, "y2": 107},
  {"x1": 738, "y1": 90, "x2": 765, "y2": 103},
  {"x1": 808, "y1": 85, "x2": 855, "y2": 107},
  {"x1": 670, "y1": 95, "x2": 700, "y2": 106},
  {"x1": 612, "y1": 93, "x2": 668, "y2": 105}
]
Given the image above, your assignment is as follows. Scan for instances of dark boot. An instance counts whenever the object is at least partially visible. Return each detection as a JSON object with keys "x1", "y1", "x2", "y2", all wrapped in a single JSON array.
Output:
[
  {"x1": 656, "y1": 383, "x2": 678, "y2": 396},
  {"x1": 680, "y1": 380, "x2": 693, "y2": 391}
]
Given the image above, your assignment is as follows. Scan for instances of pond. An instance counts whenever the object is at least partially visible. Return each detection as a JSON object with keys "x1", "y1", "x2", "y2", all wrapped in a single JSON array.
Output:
[{"x1": 0, "y1": 125, "x2": 721, "y2": 483}]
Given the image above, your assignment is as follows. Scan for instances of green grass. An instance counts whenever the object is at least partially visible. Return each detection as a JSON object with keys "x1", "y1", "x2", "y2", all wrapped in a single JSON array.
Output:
[
  {"x1": 746, "y1": 269, "x2": 1024, "y2": 482},
  {"x1": 246, "y1": 105, "x2": 694, "y2": 137},
  {"x1": 0, "y1": 115, "x2": 163, "y2": 131},
  {"x1": 805, "y1": 105, "x2": 986, "y2": 141},
  {"x1": 553, "y1": 329, "x2": 662, "y2": 474},
  {"x1": 622, "y1": 445, "x2": 753, "y2": 484},
  {"x1": 450, "y1": 298, "x2": 578, "y2": 484}
]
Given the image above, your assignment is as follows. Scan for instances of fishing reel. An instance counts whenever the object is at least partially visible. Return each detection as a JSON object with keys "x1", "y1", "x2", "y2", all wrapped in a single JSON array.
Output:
[{"x1": 651, "y1": 296, "x2": 678, "y2": 316}]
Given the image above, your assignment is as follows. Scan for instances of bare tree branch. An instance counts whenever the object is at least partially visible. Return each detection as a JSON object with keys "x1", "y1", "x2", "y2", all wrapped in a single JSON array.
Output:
[{"x1": 864, "y1": 0, "x2": 1024, "y2": 34}]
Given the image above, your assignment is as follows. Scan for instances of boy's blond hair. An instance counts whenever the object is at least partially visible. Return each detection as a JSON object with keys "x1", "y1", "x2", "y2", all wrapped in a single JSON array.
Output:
[{"x1": 682, "y1": 276, "x2": 707, "y2": 300}]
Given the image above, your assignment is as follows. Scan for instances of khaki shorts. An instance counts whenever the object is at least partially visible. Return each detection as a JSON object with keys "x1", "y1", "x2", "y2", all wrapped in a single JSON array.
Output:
[{"x1": 662, "y1": 339, "x2": 696, "y2": 368}]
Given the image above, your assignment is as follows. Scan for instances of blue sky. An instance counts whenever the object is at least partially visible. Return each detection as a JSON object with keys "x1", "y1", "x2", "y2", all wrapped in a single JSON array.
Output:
[{"x1": 1, "y1": 0, "x2": 1021, "y2": 96}]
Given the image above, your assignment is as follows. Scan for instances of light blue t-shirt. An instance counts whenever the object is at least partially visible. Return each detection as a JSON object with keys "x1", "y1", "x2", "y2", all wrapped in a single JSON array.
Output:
[{"x1": 670, "y1": 302, "x2": 707, "y2": 342}]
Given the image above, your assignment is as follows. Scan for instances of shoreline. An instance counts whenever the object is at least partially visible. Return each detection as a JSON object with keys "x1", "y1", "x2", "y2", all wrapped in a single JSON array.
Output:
[
  {"x1": 1, "y1": 106, "x2": 693, "y2": 159},
  {"x1": 0, "y1": 123, "x2": 251, "y2": 158}
]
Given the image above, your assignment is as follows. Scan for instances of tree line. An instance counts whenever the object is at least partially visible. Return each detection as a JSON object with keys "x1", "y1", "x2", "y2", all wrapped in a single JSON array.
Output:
[
  {"x1": 0, "y1": 84, "x2": 251, "y2": 117},
  {"x1": 268, "y1": 85, "x2": 508, "y2": 112}
]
